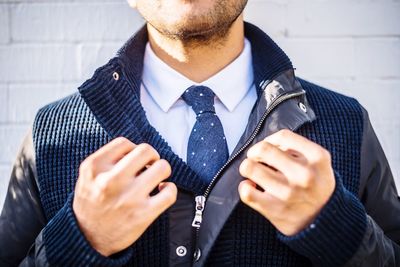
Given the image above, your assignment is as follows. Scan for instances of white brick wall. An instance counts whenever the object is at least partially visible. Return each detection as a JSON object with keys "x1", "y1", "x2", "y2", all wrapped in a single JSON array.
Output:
[{"x1": 0, "y1": 0, "x2": 399, "y2": 209}]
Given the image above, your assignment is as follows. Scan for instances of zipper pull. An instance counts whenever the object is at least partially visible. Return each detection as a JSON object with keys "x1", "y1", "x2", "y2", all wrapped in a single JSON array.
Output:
[{"x1": 192, "y1": 196, "x2": 206, "y2": 228}]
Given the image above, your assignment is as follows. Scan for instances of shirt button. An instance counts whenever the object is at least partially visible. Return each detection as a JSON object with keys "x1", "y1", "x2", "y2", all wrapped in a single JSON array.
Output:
[
  {"x1": 194, "y1": 248, "x2": 201, "y2": 261},
  {"x1": 176, "y1": 246, "x2": 187, "y2": 257}
]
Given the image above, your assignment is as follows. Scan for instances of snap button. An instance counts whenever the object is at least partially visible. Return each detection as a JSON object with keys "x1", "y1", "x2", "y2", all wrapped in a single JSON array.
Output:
[
  {"x1": 112, "y1": 71, "x2": 119, "y2": 81},
  {"x1": 176, "y1": 246, "x2": 187, "y2": 257},
  {"x1": 194, "y1": 248, "x2": 201, "y2": 261},
  {"x1": 298, "y1": 102, "x2": 307, "y2": 113}
]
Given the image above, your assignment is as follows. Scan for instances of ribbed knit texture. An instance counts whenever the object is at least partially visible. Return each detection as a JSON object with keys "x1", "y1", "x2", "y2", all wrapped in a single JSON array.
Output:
[{"x1": 32, "y1": 23, "x2": 367, "y2": 266}]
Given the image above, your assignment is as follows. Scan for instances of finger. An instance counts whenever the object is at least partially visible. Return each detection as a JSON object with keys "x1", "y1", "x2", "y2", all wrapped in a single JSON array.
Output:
[
  {"x1": 239, "y1": 180, "x2": 286, "y2": 221},
  {"x1": 265, "y1": 129, "x2": 326, "y2": 162},
  {"x1": 148, "y1": 182, "x2": 177, "y2": 217},
  {"x1": 80, "y1": 137, "x2": 137, "y2": 178},
  {"x1": 136, "y1": 159, "x2": 172, "y2": 194},
  {"x1": 238, "y1": 180, "x2": 266, "y2": 213},
  {"x1": 239, "y1": 158, "x2": 288, "y2": 192},
  {"x1": 110, "y1": 143, "x2": 160, "y2": 179},
  {"x1": 91, "y1": 137, "x2": 136, "y2": 164},
  {"x1": 247, "y1": 141, "x2": 305, "y2": 180},
  {"x1": 286, "y1": 148, "x2": 308, "y2": 165}
]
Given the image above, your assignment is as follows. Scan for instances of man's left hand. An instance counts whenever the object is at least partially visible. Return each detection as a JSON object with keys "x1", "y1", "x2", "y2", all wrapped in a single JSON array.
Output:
[{"x1": 238, "y1": 129, "x2": 336, "y2": 236}]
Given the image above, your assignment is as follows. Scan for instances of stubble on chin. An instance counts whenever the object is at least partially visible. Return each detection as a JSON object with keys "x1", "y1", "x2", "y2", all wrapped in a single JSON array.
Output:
[{"x1": 142, "y1": 0, "x2": 248, "y2": 48}]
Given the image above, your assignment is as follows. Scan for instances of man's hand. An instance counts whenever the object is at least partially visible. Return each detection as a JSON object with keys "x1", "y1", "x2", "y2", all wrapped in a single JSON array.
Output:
[
  {"x1": 238, "y1": 129, "x2": 336, "y2": 236},
  {"x1": 73, "y1": 137, "x2": 177, "y2": 256}
]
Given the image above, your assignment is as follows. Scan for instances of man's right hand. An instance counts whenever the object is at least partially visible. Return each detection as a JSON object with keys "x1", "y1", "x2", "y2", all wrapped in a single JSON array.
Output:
[{"x1": 72, "y1": 137, "x2": 177, "y2": 256}]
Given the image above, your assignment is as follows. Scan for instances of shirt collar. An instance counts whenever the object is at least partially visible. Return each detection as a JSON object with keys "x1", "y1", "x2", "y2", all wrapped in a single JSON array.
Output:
[{"x1": 141, "y1": 38, "x2": 254, "y2": 112}]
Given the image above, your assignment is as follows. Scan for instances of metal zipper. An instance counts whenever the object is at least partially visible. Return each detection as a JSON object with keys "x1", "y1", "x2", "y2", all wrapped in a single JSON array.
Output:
[{"x1": 191, "y1": 88, "x2": 306, "y2": 262}]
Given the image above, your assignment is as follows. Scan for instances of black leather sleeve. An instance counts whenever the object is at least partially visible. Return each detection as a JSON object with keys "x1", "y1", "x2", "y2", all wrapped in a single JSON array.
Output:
[
  {"x1": 344, "y1": 107, "x2": 400, "y2": 266},
  {"x1": 0, "y1": 130, "x2": 133, "y2": 267},
  {"x1": 0, "y1": 129, "x2": 47, "y2": 267}
]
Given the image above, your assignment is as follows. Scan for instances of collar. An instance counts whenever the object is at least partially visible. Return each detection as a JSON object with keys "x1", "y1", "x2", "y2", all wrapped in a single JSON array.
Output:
[
  {"x1": 115, "y1": 22, "x2": 294, "y2": 99},
  {"x1": 142, "y1": 39, "x2": 254, "y2": 112}
]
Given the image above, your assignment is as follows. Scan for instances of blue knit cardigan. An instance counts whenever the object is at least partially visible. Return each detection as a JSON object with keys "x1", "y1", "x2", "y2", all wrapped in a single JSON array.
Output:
[{"x1": 32, "y1": 23, "x2": 367, "y2": 266}]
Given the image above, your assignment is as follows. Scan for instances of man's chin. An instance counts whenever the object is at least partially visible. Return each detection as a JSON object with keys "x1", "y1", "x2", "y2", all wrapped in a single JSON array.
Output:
[
  {"x1": 152, "y1": 13, "x2": 240, "y2": 43},
  {"x1": 160, "y1": 23, "x2": 226, "y2": 41},
  {"x1": 140, "y1": 0, "x2": 247, "y2": 43}
]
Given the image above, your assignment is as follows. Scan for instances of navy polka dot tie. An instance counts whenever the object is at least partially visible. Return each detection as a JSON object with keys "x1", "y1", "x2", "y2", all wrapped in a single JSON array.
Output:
[{"x1": 182, "y1": 86, "x2": 229, "y2": 184}]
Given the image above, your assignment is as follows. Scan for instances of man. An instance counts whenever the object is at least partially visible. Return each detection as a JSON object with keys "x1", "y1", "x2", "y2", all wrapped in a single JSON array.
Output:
[{"x1": 0, "y1": 0, "x2": 399, "y2": 266}]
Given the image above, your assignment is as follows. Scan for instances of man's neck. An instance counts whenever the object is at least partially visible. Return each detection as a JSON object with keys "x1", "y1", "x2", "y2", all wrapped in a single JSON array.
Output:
[{"x1": 147, "y1": 16, "x2": 245, "y2": 83}]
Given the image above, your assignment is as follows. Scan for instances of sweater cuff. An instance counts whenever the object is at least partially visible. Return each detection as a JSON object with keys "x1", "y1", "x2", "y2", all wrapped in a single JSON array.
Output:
[
  {"x1": 277, "y1": 173, "x2": 367, "y2": 266},
  {"x1": 43, "y1": 193, "x2": 132, "y2": 267}
]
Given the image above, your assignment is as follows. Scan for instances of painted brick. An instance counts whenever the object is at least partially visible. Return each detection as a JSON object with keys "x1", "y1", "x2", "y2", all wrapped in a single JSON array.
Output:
[
  {"x1": 287, "y1": 1, "x2": 400, "y2": 37},
  {"x1": 0, "y1": 44, "x2": 79, "y2": 82},
  {"x1": 0, "y1": 5, "x2": 10, "y2": 44},
  {"x1": 0, "y1": 84, "x2": 7, "y2": 123},
  {"x1": 244, "y1": 1, "x2": 287, "y2": 37},
  {"x1": 0, "y1": 165, "x2": 12, "y2": 211},
  {"x1": 0, "y1": 124, "x2": 28, "y2": 164},
  {"x1": 79, "y1": 43, "x2": 121, "y2": 79},
  {"x1": 276, "y1": 38, "x2": 355, "y2": 78},
  {"x1": 8, "y1": 83, "x2": 76, "y2": 123},
  {"x1": 11, "y1": 2, "x2": 144, "y2": 42},
  {"x1": 354, "y1": 38, "x2": 400, "y2": 79}
]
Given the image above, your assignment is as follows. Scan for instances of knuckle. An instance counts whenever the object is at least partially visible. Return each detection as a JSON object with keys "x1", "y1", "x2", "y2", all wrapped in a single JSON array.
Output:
[
  {"x1": 239, "y1": 183, "x2": 253, "y2": 203},
  {"x1": 260, "y1": 141, "x2": 273, "y2": 154},
  {"x1": 158, "y1": 159, "x2": 172, "y2": 177},
  {"x1": 137, "y1": 143, "x2": 160, "y2": 159},
  {"x1": 300, "y1": 168, "x2": 315, "y2": 188},
  {"x1": 315, "y1": 147, "x2": 330, "y2": 162},
  {"x1": 156, "y1": 183, "x2": 177, "y2": 207},
  {"x1": 114, "y1": 197, "x2": 131, "y2": 210},
  {"x1": 278, "y1": 129, "x2": 291, "y2": 138},
  {"x1": 79, "y1": 160, "x2": 89, "y2": 174},
  {"x1": 127, "y1": 205, "x2": 144, "y2": 220},
  {"x1": 96, "y1": 175, "x2": 112, "y2": 194},
  {"x1": 322, "y1": 149, "x2": 332, "y2": 162},
  {"x1": 114, "y1": 136, "x2": 133, "y2": 147},
  {"x1": 239, "y1": 188, "x2": 251, "y2": 203},
  {"x1": 282, "y1": 187, "x2": 295, "y2": 202},
  {"x1": 137, "y1": 142, "x2": 152, "y2": 151},
  {"x1": 275, "y1": 204, "x2": 286, "y2": 215},
  {"x1": 239, "y1": 159, "x2": 253, "y2": 177},
  {"x1": 79, "y1": 157, "x2": 97, "y2": 177},
  {"x1": 267, "y1": 129, "x2": 290, "y2": 144},
  {"x1": 108, "y1": 167, "x2": 124, "y2": 180},
  {"x1": 167, "y1": 188, "x2": 178, "y2": 204},
  {"x1": 248, "y1": 141, "x2": 271, "y2": 158},
  {"x1": 92, "y1": 184, "x2": 109, "y2": 203}
]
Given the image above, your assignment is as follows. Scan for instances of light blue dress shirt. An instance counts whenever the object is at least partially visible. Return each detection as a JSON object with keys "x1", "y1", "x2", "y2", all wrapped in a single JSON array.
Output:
[{"x1": 140, "y1": 38, "x2": 257, "y2": 161}]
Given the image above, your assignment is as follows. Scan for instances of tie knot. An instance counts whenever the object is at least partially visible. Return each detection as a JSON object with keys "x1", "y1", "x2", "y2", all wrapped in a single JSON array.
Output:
[{"x1": 182, "y1": 86, "x2": 216, "y2": 115}]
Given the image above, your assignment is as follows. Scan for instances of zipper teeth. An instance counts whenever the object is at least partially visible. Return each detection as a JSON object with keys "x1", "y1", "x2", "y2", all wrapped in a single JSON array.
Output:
[{"x1": 203, "y1": 90, "x2": 305, "y2": 198}]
